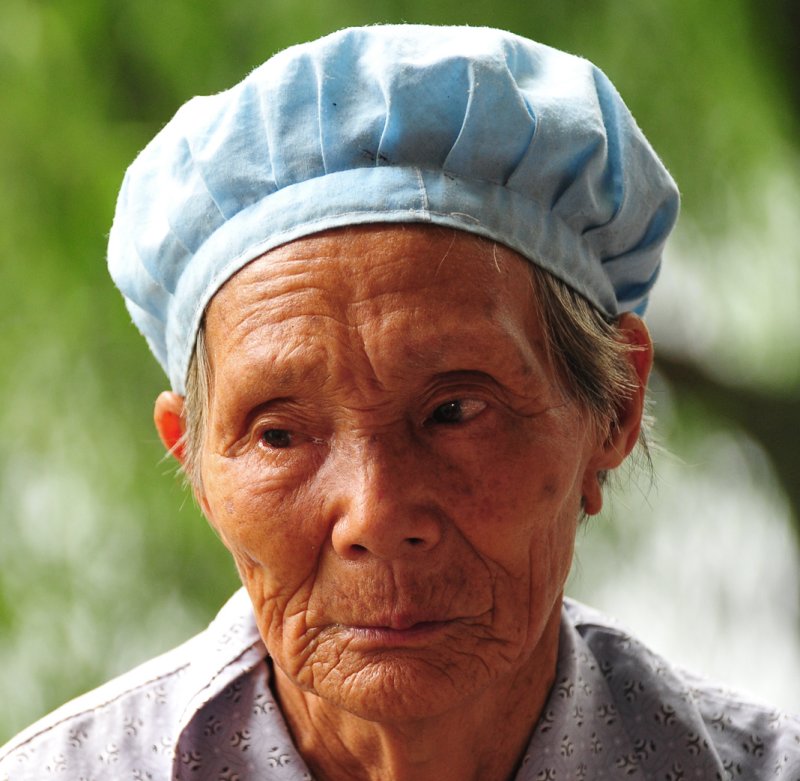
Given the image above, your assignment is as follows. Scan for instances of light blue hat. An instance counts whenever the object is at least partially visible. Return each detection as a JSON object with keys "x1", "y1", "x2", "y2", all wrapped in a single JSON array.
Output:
[{"x1": 108, "y1": 24, "x2": 679, "y2": 394}]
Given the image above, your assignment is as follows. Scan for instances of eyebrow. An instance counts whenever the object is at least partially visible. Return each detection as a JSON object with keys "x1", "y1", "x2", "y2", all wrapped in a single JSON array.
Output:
[{"x1": 222, "y1": 339, "x2": 543, "y2": 415}]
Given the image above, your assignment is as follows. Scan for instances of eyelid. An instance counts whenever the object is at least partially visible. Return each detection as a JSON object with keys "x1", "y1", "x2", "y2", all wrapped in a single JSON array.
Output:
[
  {"x1": 248, "y1": 408, "x2": 300, "y2": 453},
  {"x1": 425, "y1": 375, "x2": 499, "y2": 405}
]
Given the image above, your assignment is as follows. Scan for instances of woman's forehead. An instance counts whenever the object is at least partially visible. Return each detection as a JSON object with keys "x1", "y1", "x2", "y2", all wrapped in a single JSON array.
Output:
[
  {"x1": 203, "y1": 225, "x2": 547, "y2": 389},
  {"x1": 208, "y1": 225, "x2": 535, "y2": 329}
]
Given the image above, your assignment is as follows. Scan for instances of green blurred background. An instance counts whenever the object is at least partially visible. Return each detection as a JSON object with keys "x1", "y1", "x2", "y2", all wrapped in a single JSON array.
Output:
[{"x1": 1, "y1": 0, "x2": 799, "y2": 740}]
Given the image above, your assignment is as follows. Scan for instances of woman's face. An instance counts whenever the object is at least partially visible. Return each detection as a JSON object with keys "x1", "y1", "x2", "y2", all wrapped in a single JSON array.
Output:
[{"x1": 197, "y1": 225, "x2": 611, "y2": 722}]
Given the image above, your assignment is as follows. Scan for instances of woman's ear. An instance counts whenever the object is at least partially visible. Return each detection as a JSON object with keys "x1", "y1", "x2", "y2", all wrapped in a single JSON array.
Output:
[
  {"x1": 582, "y1": 312, "x2": 654, "y2": 515},
  {"x1": 608, "y1": 311, "x2": 654, "y2": 462},
  {"x1": 154, "y1": 391, "x2": 187, "y2": 465},
  {"x1": 153, "y1": 391, "x2": 214, "y2": 520}
]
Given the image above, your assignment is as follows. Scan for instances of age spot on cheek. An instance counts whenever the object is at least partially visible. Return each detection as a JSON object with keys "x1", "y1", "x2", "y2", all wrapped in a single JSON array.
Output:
[{"x1": 541, "y1": 481, "x2": 558, "y2": 498}]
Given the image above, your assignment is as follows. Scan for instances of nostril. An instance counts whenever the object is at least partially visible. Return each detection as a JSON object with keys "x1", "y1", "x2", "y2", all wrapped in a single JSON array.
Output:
[
  {"x1": 406, "y1": 537, "x2": 424, "y2": 547},
  {"x1": 351, "y1": 543, "x2": 368, "y2": 553}
]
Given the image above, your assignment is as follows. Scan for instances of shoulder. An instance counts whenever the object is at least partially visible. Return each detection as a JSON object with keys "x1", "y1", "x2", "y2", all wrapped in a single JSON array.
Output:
[
  {"x1": 682, "y1": 672, "x2": 800, "y2": 779},
  {"x1": 563, "y1": 599, "x2": 800, "y2": 780},
  {"x1": 0, "y1": 634, "x2": 200, "y2": 780},
  {"x1": 0, "y1": 589, "x2": 266, "y2": 781}
]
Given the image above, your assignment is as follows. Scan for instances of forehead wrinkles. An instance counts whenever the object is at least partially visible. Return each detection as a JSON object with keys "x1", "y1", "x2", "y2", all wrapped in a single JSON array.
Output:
[
  {"x1": 205, "y1": 226, "x2": 545, "y2": 384},
  {"x1": 204, "y1": 253, "x2": 347, "y2": 384},
  {"x1": 210, "y1": 225, "x2": 533, "y2": 324}
]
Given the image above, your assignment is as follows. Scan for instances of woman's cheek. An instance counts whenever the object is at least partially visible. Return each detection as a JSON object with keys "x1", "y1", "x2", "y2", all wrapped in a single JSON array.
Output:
[
  {"x1": 201, "y1": 458, "x2": 320, "y2": 592},
  {"x1": 217, "y1": 496, "x2": 323, "y2": 672}
]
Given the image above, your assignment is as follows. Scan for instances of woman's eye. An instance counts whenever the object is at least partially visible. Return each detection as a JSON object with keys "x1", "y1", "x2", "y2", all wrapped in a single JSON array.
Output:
[
  {"x1": 428, "y1": 399, "x2": 487, "y2": 425},
  {"x1": 260, "y1": 429, "x2": 293, "y2": 449}
]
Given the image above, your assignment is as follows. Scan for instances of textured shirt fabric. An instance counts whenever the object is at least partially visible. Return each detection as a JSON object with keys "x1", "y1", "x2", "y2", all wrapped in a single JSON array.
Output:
[{"x1": 1, "y1": 589, "x2": 798, "y2": 780}]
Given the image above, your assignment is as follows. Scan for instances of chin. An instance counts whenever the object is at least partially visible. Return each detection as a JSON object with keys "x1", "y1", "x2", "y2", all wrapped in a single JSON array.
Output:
[{"x1": 307, "y1": 655, "x2": 491, "y2": 723}]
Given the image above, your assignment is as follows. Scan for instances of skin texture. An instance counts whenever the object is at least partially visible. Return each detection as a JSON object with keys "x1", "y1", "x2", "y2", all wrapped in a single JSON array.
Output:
[{"x1": 154, "y1": 225, "x2": 652, "y2": 781}]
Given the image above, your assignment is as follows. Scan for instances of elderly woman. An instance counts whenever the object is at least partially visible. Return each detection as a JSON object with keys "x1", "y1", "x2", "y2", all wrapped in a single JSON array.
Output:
[{"x1": 1, "y1": 24, "x2": 798, "y2": 781}]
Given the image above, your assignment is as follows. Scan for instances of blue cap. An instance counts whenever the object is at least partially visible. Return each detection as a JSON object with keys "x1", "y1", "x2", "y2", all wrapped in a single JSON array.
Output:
[{"x1": 108, "y1": 25, "x2": 680, "y2": 394}]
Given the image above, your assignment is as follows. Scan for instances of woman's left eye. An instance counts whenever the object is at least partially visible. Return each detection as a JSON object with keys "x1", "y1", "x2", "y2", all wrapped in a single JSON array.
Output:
[{"x1": 428, "y1": 399, "x2": 487, "y2": 425}]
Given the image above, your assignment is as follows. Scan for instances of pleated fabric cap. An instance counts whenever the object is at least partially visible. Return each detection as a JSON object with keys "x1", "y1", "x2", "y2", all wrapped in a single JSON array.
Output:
[{"x1": 108, "y1": 24, "x2": 680, "y2": 394}]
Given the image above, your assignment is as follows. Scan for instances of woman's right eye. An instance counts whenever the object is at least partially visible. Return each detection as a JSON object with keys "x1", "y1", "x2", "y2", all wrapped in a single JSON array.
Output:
[{"x1": 260, "y1": 429, "x2": 293, "y2": 449}]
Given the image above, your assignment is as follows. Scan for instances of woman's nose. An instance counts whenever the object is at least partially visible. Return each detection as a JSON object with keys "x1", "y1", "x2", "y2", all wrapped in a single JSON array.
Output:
[{"x1": 329, "y1": 435, "x2": 443, "y2": 561}]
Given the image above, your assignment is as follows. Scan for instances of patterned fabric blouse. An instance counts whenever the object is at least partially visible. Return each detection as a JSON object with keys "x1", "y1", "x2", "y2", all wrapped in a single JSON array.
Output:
[{"x1": 1, "y1": 589, "x2": 798, "y2": 780}]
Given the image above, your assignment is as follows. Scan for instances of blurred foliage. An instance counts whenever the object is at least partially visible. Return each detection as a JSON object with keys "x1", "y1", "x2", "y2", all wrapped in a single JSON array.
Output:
[{"x1": 1, "y1": 0, "x2": 798, "y2": 741}]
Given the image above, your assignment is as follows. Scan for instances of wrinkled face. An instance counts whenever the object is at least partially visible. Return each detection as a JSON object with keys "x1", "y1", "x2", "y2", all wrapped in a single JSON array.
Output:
[{"x1": 199, "y1": 225, "x2": 606, "y2": 722}]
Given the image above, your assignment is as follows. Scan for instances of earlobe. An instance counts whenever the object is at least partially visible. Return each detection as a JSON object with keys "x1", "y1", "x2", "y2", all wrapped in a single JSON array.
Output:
[
  {"x1": 581, "y1": 474, "x2": 604, "y2": 516},
  {"x1": 153, "y1": 391, "x2": 187, "y2": 465}
]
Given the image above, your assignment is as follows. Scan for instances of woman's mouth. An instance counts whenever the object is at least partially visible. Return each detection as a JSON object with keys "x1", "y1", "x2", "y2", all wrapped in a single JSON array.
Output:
[{"x1": 337, "y1": 619, "x2": 454, "y2": 648}]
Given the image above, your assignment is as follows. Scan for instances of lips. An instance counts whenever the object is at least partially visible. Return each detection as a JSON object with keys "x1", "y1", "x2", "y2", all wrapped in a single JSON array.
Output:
[{"x1": 335, "y1": 618, "x2": 455, "y2": 648}]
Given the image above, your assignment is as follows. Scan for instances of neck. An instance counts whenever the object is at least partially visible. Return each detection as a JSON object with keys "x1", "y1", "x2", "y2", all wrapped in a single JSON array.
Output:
[{"x1": 273, "y1": 602, "x2": 562, "y2": 781}]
